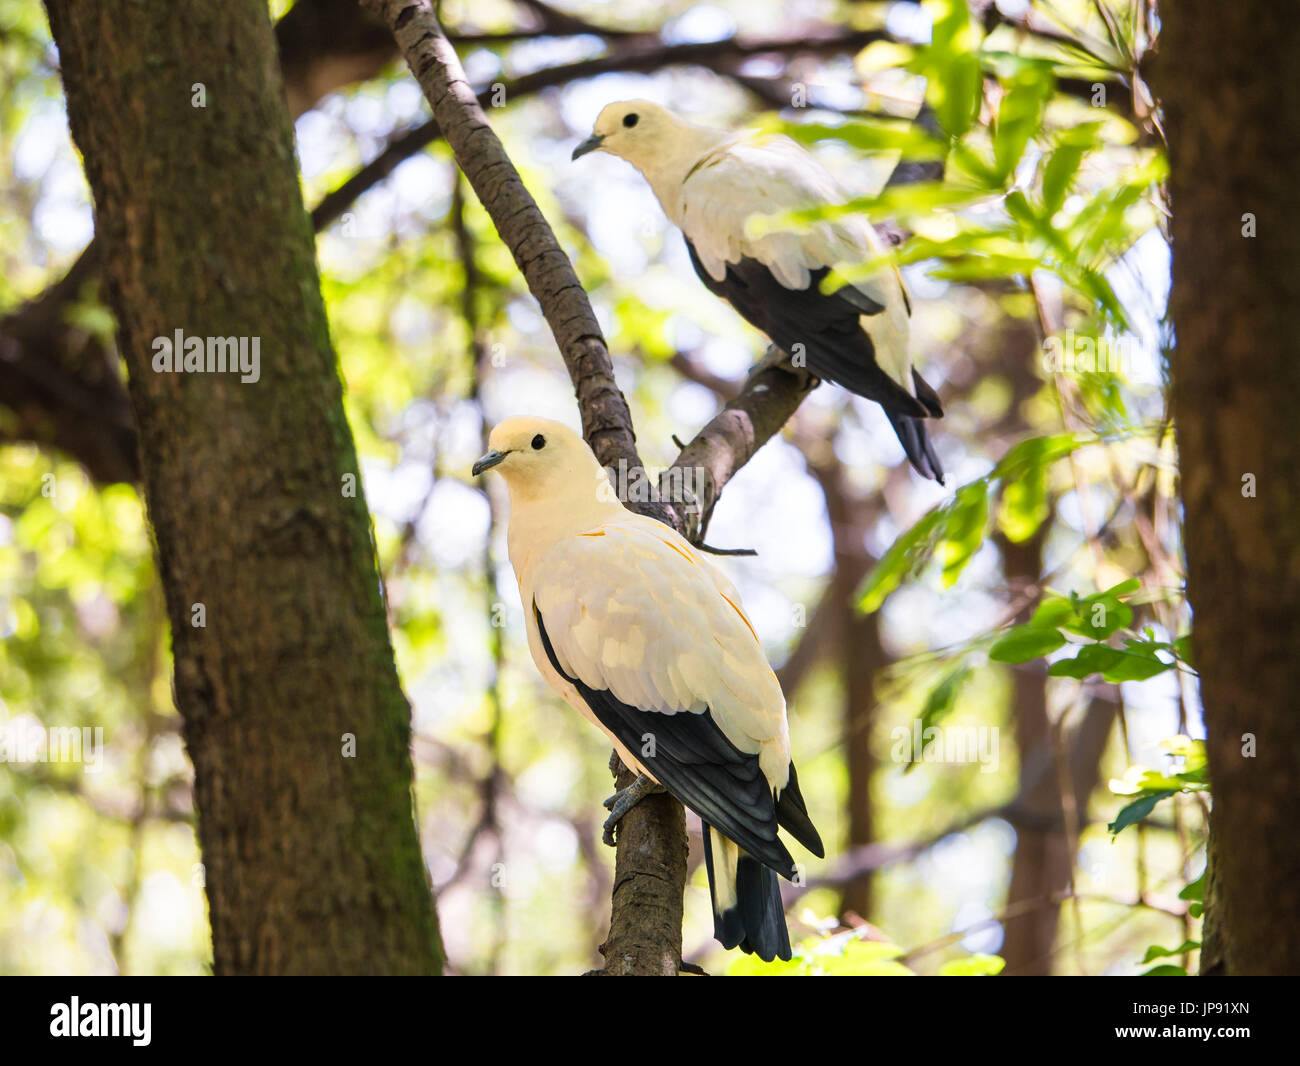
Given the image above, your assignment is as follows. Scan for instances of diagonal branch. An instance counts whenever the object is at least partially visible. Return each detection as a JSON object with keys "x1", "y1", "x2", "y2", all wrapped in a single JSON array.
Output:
[{"x1": 362, "y1": 0, "x2": 686, "y2": 976}]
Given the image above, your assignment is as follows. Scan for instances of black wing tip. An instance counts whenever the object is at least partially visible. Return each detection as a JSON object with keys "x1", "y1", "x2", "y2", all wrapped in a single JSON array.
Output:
[
  {"x1": 776, "y1": 762, "x2": 826, "y2": 859},
  {"x1": 534, "y1": 608, "x2": 796, "y2": 870},
  {"x1": 886, "y1": 411, "x2": 945, "y2": 483}
]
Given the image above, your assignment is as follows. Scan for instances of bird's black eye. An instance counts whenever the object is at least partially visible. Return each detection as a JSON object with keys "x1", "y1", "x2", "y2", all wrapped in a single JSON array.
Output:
[
  {"x1": 531, "y1": 434, "x2": 546, "y2": 450},
  {"x1": 623, "y1": 113, "x2": 639, "y2": 128}
]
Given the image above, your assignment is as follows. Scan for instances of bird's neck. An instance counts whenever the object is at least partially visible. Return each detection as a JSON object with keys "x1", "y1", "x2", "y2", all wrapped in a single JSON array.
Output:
[
  {"x1": 504, "y1": 477, "x2": 625, "y2": 581},
  {"x1": 631, "y1": 126, "x2": 738, "y2": 224}
]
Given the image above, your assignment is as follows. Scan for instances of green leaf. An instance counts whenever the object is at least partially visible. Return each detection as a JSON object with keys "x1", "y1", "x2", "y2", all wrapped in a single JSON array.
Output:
[
  {"x1": 857, "y1": 504, "x2": 950, "y2": 613},
  {"x1": 996, "y1": 450, "x2": 1050, "y2": 542},
  {"x1": 1027, "y1": 595, "x2": 1077, "y2": 629},
  {"x1": 1161, "y1": 736, "x2": 1207, "y2": 775},
  {"x1": 1108, "y1": 789, "x2": 1177, "y2": 837},
  {"x1": 1141, "y1": 940, "x2": 1200, "y2": 963},
  {"x1": 919, "y1": 664, "x2": 973, "y2": 731},
  {"x1": 1061, "y1": 599, "x2": 1132, "y2": 639},
  {"x1": 1039, "y1": 122, "x2": 1105, "y2": 214},
  {"x1": 912, "y1": 0, "x2": 984, "y2": 138},
  {"x1": 991, "y1": 434, "x2": 1083, "y2": 482},
  {"x1": 1101, "y1": 640, "x2": 1174, "y2": 682},
  {"x1": 938, "y1": 482, "x2": 990, "y2": 586},
  {"x1": 1177, "y1": 872, "x2": 1205, "y2": 903},
  {"x1": 857, "y1": 435, "x2": 1085, "y2": 613},
  {"x1": 1042, "y1": 142, "x2": 1089, "y2": 215},
  {"x1": 818, "y1": 939, "x2": 912, "y2": 976},
  {"x1": 1062, "y1": 580, "x2": 1140, "y2": 639},
  {"x1": 989, "y1": 625, "x2": 1067, "y2": 664},
  {"x1": 771, "y1": 118, "x2": 947, "y2": 161},
  {"x1": 1140, "y1": 964, "x2": 1188, "y2": 976},
  {"x1": 1049, "y1": 643, "x2": 1126, "y2": 679},
  {"x1": 992, "y1": 67, "x2": 1055, "y2": 180},
  {"x1": 939, "y1": 953, "x2": 1006, "y2": 976},
  {"x1": 727, "y1": 953, "x2": 806, "y2": 976},
  {"x1": 1049, "y1": 639, "x2": 1173, "y2": 683}
]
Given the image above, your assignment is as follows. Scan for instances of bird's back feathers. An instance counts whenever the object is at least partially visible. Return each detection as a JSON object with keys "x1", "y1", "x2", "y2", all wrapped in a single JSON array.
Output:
[{"x1": 666, "y1": 131, "x2": 945, "y2": 481}]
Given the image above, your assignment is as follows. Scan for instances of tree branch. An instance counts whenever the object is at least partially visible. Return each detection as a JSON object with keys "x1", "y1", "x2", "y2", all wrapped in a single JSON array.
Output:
[{"x1": 362, "y1": 0, "x2": 687, "y2": 975}]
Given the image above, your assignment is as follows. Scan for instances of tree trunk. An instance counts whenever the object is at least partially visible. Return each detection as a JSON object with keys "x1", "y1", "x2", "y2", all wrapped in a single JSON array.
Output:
[
  {"x1": 44, "y1": 0, "x2": 442, "y2": 974},
  {"x1": 1158, "y1": 1, "x2": 1300, "y2": 975},
  {"x1": 998, "y1": 531, "x2": 1117, "y2": 973},
  {"x1": 814, "y1": 457, "x2": 885, "y2": 921},
  {"x1": 989, "y1": 310, "x2": 1116, "y2": 975}
]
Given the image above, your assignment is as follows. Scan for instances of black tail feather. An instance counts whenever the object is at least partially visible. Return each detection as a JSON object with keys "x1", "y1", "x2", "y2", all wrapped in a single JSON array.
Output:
[
  {"x1": 911, "y1": 369, "x2": 944, "y2": 418},
  {"x1": 775, "y1": 763, "x2": 824, "y2": 858},
  {"x1": 702, "y1": 823, "x2": 793, "y2": 962},
  {"x1": 886, "y1": 410, "x2": 945, "y2": 483},
  {"x1": 736, "y1": 854, "x2": 790, "y2": 961}
]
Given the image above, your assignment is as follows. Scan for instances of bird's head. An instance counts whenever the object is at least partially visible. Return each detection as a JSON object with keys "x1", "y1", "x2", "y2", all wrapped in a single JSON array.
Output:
[
  {"x1": 472, "y1": 416, "x2": 612, "y2": 507},
  {"x1": 571, "y1": 100, "x2": 687, "y2": 167}
]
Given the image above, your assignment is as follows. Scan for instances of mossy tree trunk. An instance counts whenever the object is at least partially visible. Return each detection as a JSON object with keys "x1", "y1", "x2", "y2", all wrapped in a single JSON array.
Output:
[
  {"x1": 44, "y1": 0, "x2": 442, "y2": 974},
  {"x1": 1159, "y1": 0, "x2": 1300, "y2": 975}
]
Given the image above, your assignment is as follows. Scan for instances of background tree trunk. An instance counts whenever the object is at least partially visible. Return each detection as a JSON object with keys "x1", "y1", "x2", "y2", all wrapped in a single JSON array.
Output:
[
  {"x1": 45, "y1": 0, "x2": 443, "y2": 975},
  {"x1": 1159, "y1": 0, "x2": 1300, "y2": 975}
]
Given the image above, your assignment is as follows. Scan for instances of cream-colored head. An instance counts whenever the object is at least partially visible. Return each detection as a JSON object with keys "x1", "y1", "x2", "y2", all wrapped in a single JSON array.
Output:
[
  {"x1": 472, "y1": 416, "x2": 612, "y2": 505},
  {"x1": 473, "y1": 417, "x2": 624, "y2": 574},
  {"x1": 571, "y1": 101, "x2": 729, "y2": 201}
]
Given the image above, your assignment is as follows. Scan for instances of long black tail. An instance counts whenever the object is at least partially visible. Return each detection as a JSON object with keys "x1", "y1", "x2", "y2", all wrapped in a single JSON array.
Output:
[{"x1": 701, "y1": 823, "x2": 792, "y2": 962}]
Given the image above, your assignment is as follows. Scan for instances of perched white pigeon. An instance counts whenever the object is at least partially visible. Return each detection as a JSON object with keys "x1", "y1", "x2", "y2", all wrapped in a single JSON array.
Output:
[
  {"x1": 573, "y1": 100, "x2": 945, "y2": 481},
  {"x1": 473, "y1": 416, "x2": 823, "y2": 961}
]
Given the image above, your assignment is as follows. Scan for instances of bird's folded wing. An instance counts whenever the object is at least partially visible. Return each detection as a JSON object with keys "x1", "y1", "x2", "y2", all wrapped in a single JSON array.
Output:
[
  {"x1": 679, "y1": 136, "x2": 893, "y2": 305},
  {"x1": 532, "y1": 518, "x2": 783, "y2": 740},
  {"x1": 531, "y1": 517, "x2": 796, "y2": 873}
]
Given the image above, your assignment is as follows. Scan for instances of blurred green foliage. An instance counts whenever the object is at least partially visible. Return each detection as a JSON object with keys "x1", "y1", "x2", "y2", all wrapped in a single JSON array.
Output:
[{"x1": 1, "y1": 0, "x2": 1198, "y2": 976}]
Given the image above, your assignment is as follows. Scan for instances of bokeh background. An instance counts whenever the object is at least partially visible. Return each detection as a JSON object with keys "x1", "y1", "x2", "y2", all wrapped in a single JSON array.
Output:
[{"x1": 1, "y1": 0, "x2": 1199, "y2": 974}]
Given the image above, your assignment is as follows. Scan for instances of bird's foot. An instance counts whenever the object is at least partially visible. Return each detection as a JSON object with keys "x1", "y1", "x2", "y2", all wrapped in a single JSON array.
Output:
[
  {"x1": 746, "y1": 344, "x2": 818, "y2": 392},
  {"x1": 608, "y1": 748, "x2": 623, "y2": 781},
  {"x1": 601, "y1": 774, "x2": 666, "y2": 847},
  {"x1": 746, "y1": 343, "x2": 789, "y2": 380}
]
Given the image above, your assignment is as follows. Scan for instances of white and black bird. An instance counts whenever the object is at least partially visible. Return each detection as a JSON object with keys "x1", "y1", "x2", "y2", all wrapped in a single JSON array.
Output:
[
  {"x1": 474, "y1": 417, "x2": 824, "y2": 961},
  {"x1": 573, "y1": 100, "x2": 945, "y2": 482}
]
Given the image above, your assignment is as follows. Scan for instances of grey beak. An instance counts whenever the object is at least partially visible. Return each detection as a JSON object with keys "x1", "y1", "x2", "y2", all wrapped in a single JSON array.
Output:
[
  {"x1": 472, "y1": 450, "x2": 508, "y2": 476},
  {"x1": 571, "y1": 134, "x2": 604, "y2": 160}
]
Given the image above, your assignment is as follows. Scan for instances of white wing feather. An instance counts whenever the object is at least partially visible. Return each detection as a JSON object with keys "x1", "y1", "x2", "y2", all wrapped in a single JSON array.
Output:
[
  {"x1": 675, "y1": 135, "x2": 913, "y2": 390},
  {"x1": 530, "y1": 514, "x2": 789, "y2": 773}
]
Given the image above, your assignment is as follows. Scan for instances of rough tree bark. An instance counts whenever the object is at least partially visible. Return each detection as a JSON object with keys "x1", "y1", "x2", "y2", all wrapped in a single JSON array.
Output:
[
  {"x1": 44, "y1": 0, "x2": 442, "y2": 974},
  {"x1": 1158, "y1": 1, "x2": 1300, "y2": 975},
  {"x1": 3, "y1": 0, "x2": 399, "y2": 484}
]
